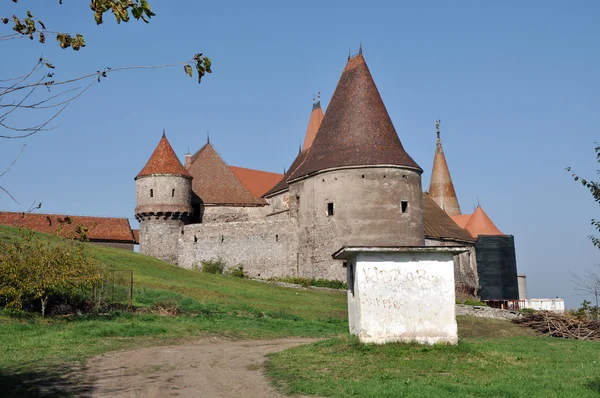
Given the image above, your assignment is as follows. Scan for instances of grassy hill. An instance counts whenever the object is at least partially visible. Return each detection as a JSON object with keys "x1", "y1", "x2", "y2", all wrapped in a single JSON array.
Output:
[{"x1": 2, "y1": 225, "x2": 600, "y2": 397}]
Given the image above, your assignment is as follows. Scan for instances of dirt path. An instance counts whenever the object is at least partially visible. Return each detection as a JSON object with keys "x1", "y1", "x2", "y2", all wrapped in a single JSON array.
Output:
[{"x1": 85, "y1": 337, "x2": 318, "y2": 398}]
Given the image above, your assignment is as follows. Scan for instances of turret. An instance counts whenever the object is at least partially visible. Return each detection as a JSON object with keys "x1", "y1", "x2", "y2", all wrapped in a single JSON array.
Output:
[
  {"x1": 135, "y1": 131, "x2": 192, "y2": 263},
  {"x1": 429, "y1": 121, "x2": 461, "y2": 216}
]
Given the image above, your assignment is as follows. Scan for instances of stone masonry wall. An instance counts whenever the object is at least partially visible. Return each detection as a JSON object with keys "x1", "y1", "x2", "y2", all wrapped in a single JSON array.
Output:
[
  {"x1": 291, "y1": 167, "x2": 424, "y2": 281},
  {"x1": 178, "y1": 219, "x2": 299, "y2": 278},
  {"x1": 139, "y1": 218, "x2": 185, "y2": 264},
  {"x1": 200, "y1": 205, "x2": 266, "y2": 223}
]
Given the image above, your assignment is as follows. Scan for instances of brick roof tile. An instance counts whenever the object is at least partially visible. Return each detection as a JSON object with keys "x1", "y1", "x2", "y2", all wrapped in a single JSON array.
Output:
[
  {"x1": 429, "y1": 132, "x2": 461, "y2": 216},
  {"x1": 422, "y1": 193, "x2": 475, "y2": 243},
  {"x1": 136, "y1": 133, "x2": 190, "y2": 179}
]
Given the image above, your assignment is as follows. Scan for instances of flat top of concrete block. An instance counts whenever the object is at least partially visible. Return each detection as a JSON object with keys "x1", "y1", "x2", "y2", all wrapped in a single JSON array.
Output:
[{"x1": 332, "y1": 245, "x2": 470, "y2": 260}]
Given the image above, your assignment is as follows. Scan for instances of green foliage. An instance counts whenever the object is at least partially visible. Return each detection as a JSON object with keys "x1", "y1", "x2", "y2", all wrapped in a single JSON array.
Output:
[
  {"x1": 227, "y1": 264, "x2": 246, "y2": 278},
  {"x1": 456, "y1": 299, "x2": 488, "y2": 306},
  {"x1": 200, "y1": 258, "x2": 225, "y2": 274},
  {"x1": 571, "y1": 300, "x2": 600, "y2": 320},
  {"x1": 268, "y1": 276, "x2": 347, "y2": 290},
  {"x1": 566, "y1": 143, "x2": 600, "y2": 248},
  {"x1": 0, "y1": 229, "x2": 103, "y2": 316},
  {"x1": 519, "y1": 307, "x2": 536, "y2": 314}
]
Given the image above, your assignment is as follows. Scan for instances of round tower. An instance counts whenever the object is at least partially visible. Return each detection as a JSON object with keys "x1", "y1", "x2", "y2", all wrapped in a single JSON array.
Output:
[{"x1": 135, "y1": 131, "x2": 192, "y2": 264}]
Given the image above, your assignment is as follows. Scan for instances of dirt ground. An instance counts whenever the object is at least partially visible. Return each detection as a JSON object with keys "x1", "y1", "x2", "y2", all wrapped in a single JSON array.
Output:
[{"x1": 85, "y1": 337, "x2": 318, "y2": 398}]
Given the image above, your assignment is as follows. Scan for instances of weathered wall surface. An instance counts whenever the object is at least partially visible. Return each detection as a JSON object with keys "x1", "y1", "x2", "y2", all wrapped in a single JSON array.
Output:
[
  {"x1": 200, "y1": 205, "x2": 266, "y2": 223},
  {"x1": 348, "y1": 252, "x2": 457, "y2": 345},
  {"x1": 455, "y1": 304, "x2": 522, "y2": 320},
  {"x1": 291, "y1": 167, "x2": 424, "y2": 280},
  {"x1": 139, "y1": 218, "x2": 185, "y2": 264},
  {"x1": 178, "y1": 219, "x2": 299, "y2": 278},
  {"x1": 135, "y1": 175, "x2": 192, "y2": 215},
  {"x1": 425, "y1": 238, "x2": 479, "y2": 299}
]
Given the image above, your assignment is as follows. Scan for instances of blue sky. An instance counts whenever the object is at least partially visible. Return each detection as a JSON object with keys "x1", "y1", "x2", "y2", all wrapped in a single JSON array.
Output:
[{"x1": 1, "y1": 1, "x2": 599, "y2": 308}]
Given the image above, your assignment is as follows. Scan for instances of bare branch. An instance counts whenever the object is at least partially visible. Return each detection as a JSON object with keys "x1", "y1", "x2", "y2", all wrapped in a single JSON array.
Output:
[{"x1": 0, "y1": 144, "x2": 26, "y2": 178}]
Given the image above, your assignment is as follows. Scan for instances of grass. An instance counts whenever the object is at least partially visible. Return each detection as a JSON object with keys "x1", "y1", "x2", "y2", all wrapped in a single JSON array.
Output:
[{"x1": 266, "y1": 316, "x2": 600, "y2": 398}]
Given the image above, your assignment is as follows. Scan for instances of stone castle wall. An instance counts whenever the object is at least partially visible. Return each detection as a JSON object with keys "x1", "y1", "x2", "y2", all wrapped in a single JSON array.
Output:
[
  {"x1": 140, "y1": 218, "x2": 185, "y2": 264},
  {"x1": 291, "y1": 167, "x2": 424, "y2": 280},
  {"x1": 178, "y1": 219, "x2": 299, "y2": 278},
  {"x1": 200, "y1": 205, "x2": 266, "y2": 223}
]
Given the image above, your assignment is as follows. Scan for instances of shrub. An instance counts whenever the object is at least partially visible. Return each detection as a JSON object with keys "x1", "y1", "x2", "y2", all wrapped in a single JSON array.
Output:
[
  {"x1": 227, "y1": 264, "x2": 246, "y2": 278},
  {"x1": 201, "y1": 258, "x2": 225, "y2": 274},
  {"x1": 0, "y1": 229, "x2": 104, "y2": 316},
  {"x1": 456, "y1": 299, "x2": 488, "y2": 307}
]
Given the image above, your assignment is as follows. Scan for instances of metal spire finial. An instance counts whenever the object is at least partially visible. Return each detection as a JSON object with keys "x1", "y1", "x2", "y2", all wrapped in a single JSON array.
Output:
[
  {"x1": 207, "y1": 130, "x2": 210, "y2": 144},
  {"x1": 435, "y1": 119, "x2": 441, "y2": 141},
  {"x1": 359, "y1": 41, "x2": 362, "y2": 55},
  {"x1": 298, "y1": 143, "x2": 302, "y2": 154},
  {"x1": 162, "y1": 128, "x2": 166, "y2": 138},
  {"x1": 317, "y1": 90, "x2": 320, "y2": 102},
  {"x1": 283, "y1": 165, "x2": 286, "y2": 174},
  {"x1": 348, "y1": 46, "x2": 351, "y2": 61}
]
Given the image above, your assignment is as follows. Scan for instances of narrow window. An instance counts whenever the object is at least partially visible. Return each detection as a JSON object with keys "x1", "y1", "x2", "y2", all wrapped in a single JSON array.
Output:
[
  {"x1": 327, "y1": 202, "x2": 335, "y2": 216},
  {"x1": 194, "y1": 235, "x2": 198, "y2": 243},
  {"x1": 172, "y1": 188, "x2": 175, "y2": 197},
  {"x1": 150, "y1": 189, "x2": 153, "y2": 198},
  {"x1": 221, "y1": 235, "x2": 224, "y2": 243},
  {"x1": 361, "y1": 174, "x2": 365, "y2": 178},
  {"x1": 275, "y1": 234, "x2": 279, "y2": 242},
  {"x1": 401, "y1": 200, "x2": 409, "y2": 213}
]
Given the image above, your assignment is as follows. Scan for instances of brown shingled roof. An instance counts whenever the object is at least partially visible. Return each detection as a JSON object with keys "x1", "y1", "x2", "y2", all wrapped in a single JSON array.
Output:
[
  {"x1": 264, "y1": 150, "x2": 308, "y2": 197},
  {"x1": 464, "y1": 205, "x2": 503, "y2": 238},
  {"x1": 302, "y1": 100, "x2": 324, "y2": 151},
  {"x1": 288, "y1": 53, "x2": 421, "y2": 181},
  {"x1": 187, "y1": 143, "x2": 265, "y2": 205},
  {"x1": 136, "y1": 132, "x2": 191, "y2": 179},
  {"x1": 429, "y1": 131, "x2": 461, "y2": 216},
  {"x1": 422, "y1": 193, "x2": 475, "y2": 243},
  {"x1": 229, "y1": 166, "x2": 283, "y2": 198},
  {"x1": 0, "y1": 212, "x2": 135, "y2": 242}
]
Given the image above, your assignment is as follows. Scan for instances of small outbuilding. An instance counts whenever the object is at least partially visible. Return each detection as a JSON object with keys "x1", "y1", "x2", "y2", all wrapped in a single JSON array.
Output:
[{"x1": 333, "y1": 246, "x2": 468, "y2": 345}]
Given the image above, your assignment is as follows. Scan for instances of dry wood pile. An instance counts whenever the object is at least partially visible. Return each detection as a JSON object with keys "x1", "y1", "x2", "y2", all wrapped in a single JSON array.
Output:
[{"x1": 513, "y1": 311, "x2": 600, "y2": 340}]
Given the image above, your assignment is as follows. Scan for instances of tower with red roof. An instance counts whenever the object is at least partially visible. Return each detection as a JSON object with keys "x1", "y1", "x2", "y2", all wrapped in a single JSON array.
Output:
[{"x1": 135, "y1": 131, "x2": 193, "y2": 263}]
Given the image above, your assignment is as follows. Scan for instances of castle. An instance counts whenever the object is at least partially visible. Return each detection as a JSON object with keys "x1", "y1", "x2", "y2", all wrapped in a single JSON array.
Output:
[{"x1": 134, "y1": 50, "x2": 519, "y2": 301}]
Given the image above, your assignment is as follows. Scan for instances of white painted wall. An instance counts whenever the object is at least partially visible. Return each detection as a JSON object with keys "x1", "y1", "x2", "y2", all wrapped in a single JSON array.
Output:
[
  {"x1": 347, "y1": 251, "x2": 458, "y2": 345},
  {"x1": 522, "y1": 298, "x2": 565, "y2": 312}
]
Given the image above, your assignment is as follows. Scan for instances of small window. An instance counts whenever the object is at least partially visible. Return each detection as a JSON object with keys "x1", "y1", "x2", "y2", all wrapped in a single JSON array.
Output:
[
  {"x1": 221, "y1": 235, "x2": 224, "y2": 242},
  {"x1": 327, "y1": 202, "x2": 335, "y2": 216},
  {"x1": 150, "y1": 189, "x2": 153, "y2": 198},
  {"x1": 401, "y1": 200, "x2": 409, "y2": 213},
  {"x1": 172, "y1": 188, "x2": 175, "y2": 197},
  {"x1": 361, "y1": 174, "x2": 365, "y2": 178},
  {"x1": 275, "y1": 234, "x2": 279, "y2": 242},
  {"x1": 194, "y1": 235, "x2": 198, "y2": 243}
]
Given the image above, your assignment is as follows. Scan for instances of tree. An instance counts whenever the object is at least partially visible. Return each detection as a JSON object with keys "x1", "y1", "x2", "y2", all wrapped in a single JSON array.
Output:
[
  {"x1": 1, "y1": 0, "x2": 211, "y2": 202},
  {"x1": 567, "y1": 144, "x2": 600, "y2": 317}
]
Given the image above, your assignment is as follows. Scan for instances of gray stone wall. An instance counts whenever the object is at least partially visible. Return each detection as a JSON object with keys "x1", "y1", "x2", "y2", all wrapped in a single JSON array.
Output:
[
  {"x1": 290, "y1": 167, "x2": 424, "y2": 280},
  {"x1": 425, "y1": 238, "x2": 479, "y2": 299},
  {"x1": 200, "y1": 205, "x2": 266, "y2": 224},
  {"x1": 135, "y1": 175, "x2": 192, "y2": 215},
  {"x1": 455, "y1": 304, "x2": 522, "y2": 320},
  {"x1": 178, "y1": 219, "x2": 299, "y2": 278},
  {"x1": 139, "y1": 218, "x2": 185, "y2": 264}
]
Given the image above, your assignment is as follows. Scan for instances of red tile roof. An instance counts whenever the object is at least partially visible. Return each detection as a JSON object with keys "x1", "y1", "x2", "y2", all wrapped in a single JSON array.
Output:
[
  {"x1": 422, "y1": 193, "x2": 475, "y2": 243},
  {"x1": 464, "y1": 206, "x2": 503, "y2": 238},
  {"x1": 429, "y1": 131, "x2": 461, "y2": 216},
  {"x1": 228, "y1": 166, "x2": 283, "y2": 198},
  {"x1": 132, "y1": 229, "x2": 140, "y2": 244},
  {"x1": 451, "y1": 214, "x2": 472, "y2": 229},
  {"x1": 136, "y1": 132, "x2": 191, "y2": 179},
  {"x1": 289, "y1": 53, "x2": 421, "y2": 181},
  {"x1": 0, "y1": 212, "x2": 135, "y2": 242},
  {"x1": 187, "y1": 143, "x2": 265, "y2": 205},
  {"x1": 302, "y1": 101, "x2": 324, "y2": 151}
]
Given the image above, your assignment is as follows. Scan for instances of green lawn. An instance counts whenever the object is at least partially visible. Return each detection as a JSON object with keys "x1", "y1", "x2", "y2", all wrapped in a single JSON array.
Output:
[
  {"x1": 267, "y1": 317, "x2": 600, "y2": 398},
  {"x1": 2, "y1": 225, "x2": 600, "y2": 397}
]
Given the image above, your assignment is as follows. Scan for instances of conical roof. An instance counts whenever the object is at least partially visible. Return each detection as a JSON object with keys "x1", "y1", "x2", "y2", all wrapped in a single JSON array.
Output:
[
  {"x1": 187, "y1": 143, "x2": 265, "y2": 205},
  {"x1": 464, "y1": 205, "x2": 503, "y2": 238},
  {"x1": 136, "y1": 132, "x2": 191, "y2": 179},
  {"x1": 302, "y1": 100, "x2": 324, "y2": 151},
  {"x1": 288, "y1": 53, "x2": 421, "y2": 181},
  {"x1": 422, "y1": 193, "x2": 474, "y2": 242},
  {"x1": 263, "y1": 149, "x2": 308, "y2": 197},
  {"x1": 429, "y1": 129, "x2": 461, "y2": 216}
]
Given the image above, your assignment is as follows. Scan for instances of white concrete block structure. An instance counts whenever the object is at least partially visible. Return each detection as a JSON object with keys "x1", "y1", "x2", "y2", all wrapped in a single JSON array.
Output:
[{"x1": 333, "y1": 246, "x2": 468, "y2": 345}]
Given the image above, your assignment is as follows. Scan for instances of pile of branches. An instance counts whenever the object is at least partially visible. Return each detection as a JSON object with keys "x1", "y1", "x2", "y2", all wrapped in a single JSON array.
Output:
[{"x1": 513, "y1": 311, "x2": 600, "y2": 340}]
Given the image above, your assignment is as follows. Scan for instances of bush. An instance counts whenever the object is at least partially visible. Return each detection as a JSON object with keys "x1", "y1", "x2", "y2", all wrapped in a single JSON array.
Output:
[
  {"x1": 227, "y1": 264, "x2": 246, "y2": 278},
  {"x1": 267, "y1": 277, "x2": 347, "y2": 290},
  {"x1": 0, "y1": 229, "x2": 104, "y2": 316},
  {"x1": 456, "y1": 299, "x2": 488, "y2": 307},
  {"x1": 201, "y1": 258, "x2": 225, "y2": 274}
]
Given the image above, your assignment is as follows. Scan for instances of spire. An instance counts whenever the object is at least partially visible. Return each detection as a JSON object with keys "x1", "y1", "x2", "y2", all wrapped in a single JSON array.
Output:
[
  {"x1": 162, "y1": 128, "x2": 166, "y2": 138},
  {"x1": 289, "y1": 53, "x2": 421, "y2": 181},
  {"x1": 302, "y1": 94, "x2": 325, "y2": 151},
  {"x1": 136, "y1": 132, "x2": 191, "y2": 179},
  {"x1": 428, "y1": 120, "x2": 461, "y2": 216},
  {"x1": 207, "y1": 130, "x2": 210, "y2": 145},
  {"x1": 464, "y1": 205, "x2": 503, "y2": 238}
]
